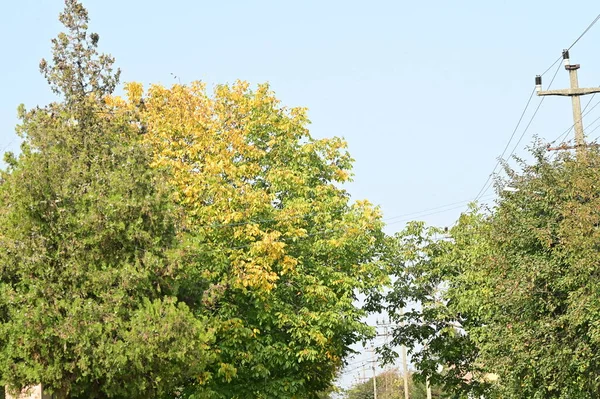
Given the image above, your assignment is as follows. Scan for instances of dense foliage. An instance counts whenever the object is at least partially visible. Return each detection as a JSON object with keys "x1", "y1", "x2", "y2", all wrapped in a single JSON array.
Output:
[
  {"x1": 381, "y1": 147, "x2": 600, "y2": 398},
  {"x1": 343, "y1": 369, "x2": 443, "y2": 399},
  {"x1": 0, "y1": 1, "x2": 211, "y2": 398},
  {"x1": 0, "y1": 1, "x2": 388, "y2": 398},
  {"x1": 109, "y1": 79, "x2": 388, "y2": 398}
]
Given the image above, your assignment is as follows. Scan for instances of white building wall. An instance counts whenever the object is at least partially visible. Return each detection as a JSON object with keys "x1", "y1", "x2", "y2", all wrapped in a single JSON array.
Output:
[{"x1": 5, "y1": 385, "x2": 51, "y2": 399}]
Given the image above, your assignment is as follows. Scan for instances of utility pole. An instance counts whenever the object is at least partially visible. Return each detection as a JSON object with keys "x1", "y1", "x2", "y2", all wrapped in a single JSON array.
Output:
[
  {"x1": 401, "y1": 344, "x2": 409, "y2": 399},
  {"x1": 537, "y1": 50, "x2": 600, "y2": 151},
  {"x1": 426, "y1": 378, "x2": 432, "y2": 399},
  {"x1": 371, "y1": 344, "x2": 378, "y2": 399},
  {"x1": 400, "y1": 309, "x2": 410, "y2": 399}
]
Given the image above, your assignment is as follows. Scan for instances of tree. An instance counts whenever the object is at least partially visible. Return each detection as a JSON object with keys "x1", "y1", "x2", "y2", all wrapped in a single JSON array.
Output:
[
  {"x1": 1, "y1": 1, "x2": 389, "y2": 397},
  {"x1": 0, "y1": 1, "x2": 211, "y2": 398},
  {"x1": 381, "y1": 146, "x2": 600, "y2": 399},
  {"x1": 109, "y1": 80, "x2": 389, "y2": 398},
  {"x1": 343, "y1": 369, "x2": 443, "y2": 399},
  {"x1": 374, "y1": 217, "x2": 492, "y2": 399},
  {"x1": 465, "y1": 148, "x2": 600, "y2": 398}
]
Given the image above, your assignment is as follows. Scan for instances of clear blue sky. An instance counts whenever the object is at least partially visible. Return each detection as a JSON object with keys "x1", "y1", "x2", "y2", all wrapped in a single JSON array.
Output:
[
  {"x1": 2, "y1": 0, "x2": 600, "y2": 388},
  {"x1": 2, "y1": 0, "x2": 600, "y2": 232}
]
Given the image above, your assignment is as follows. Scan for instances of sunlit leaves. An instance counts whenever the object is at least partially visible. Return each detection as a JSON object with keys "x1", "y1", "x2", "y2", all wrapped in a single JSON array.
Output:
[
  {"x1": 384, "y1": 147, "x2": 600, "y2": 399},
  {"x1": 110, "y1": 80, "x2": 388, "y2": 397}
]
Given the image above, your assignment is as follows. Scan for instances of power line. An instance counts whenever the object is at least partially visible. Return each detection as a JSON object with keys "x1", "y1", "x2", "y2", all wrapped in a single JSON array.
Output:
[
  {"x1": 588, "y1": 122, "x2": 600, "y2": 140},
  {"x1": 548, "y1": 95, "x2": 600, "y2": 145},
  {"x1": 475, "y1": 60, "x2": 562, "y2": 201},
  {"x1": 584, "y1": 113, "x2": 600, "y2": 133},
  {"x1": 385, "y1": 202, "x2": 487, "y2": 227},
  {"x1": 539, "y1": 13, "x2": 600, "y2": 76},
  {"x1": 474, "y1": 12, "x2": 600, "y2": 202},
  {"x1": 507, "y1": 61, "x2": 562, "y2": 157},
  {"x1": 473, "y1": 87, "x2": 537, "y2": 202},
  {"x1": 383, "y1": 194, "x2": 494, "y2": 223},
  {"x1": 0, "y1": 138, "x2": 18, "y2": 156},
  {"x1": 567, "y1": 13, "x2": 600, "y2": 51}
]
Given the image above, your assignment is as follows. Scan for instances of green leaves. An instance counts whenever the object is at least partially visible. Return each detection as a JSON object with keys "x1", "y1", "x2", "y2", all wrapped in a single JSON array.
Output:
[
  {"x1": 40, "y1": 0, "x2": 120, "y2": 102},
  {"x1": 1, "y1": 2, "x2": 389, "y2": 398},
  {"x1": 383, "y1": 147, "x2": 600, "y2": 399},
  {"x1": 0, "y1": 2, "x2": 210, "y2": 397}
]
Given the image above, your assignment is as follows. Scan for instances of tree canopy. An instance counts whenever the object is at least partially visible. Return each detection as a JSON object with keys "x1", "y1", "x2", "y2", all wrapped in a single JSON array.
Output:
[
  {"x1": 0, "y1": 1, "x2": 388, "y2": 398},
  {"x1": 108, "y1": 79, "x2": 388, "y2": 398},
  {"x1": 381, "y1": 147, "x2": 600, "y2": 399},
  {"x1": 0, "y1": 1, "x2": 211, "y2": 398}
]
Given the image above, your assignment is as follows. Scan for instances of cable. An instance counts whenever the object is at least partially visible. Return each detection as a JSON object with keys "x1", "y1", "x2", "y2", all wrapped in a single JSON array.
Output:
[
  {"x1": 567, "y1": 13, "x2": 600, "y2": 51},
  {"x1": 385, "y1": 203, "x2": 477, "y2": 227},
  {"x1": 584, "y1": 114, "x2": 600, "y2": 133},
  {"x1": 588, "y1": 123, "x2": 600, "y2": 140},
  {"x1": 383, "y1": 194, "x2": 494, "y2": 222},
  {"x1": 475, "y1": 13, "x2": 600, "y2": 201},
  {"x1": 548, "y1": 95, "x2": 600, "y2": 145},
  {"x1": 339, "y1": 361, "x2": 374, "y2": 375},
  {"x1": 508, "y1": 62, "x2": 562, "y2": 156},
  {"x1": 473, "y1": 87, "x2": 537, "y2": 202},
  {"x1": 476, "y1": 60, "x2": 562, "y2": 200},
  {"x1": 540, "y1": 13, "x2": 600, "y2": 77},
  {"x1": 540, "y1": 57, "x2": 562, "y2": 78},
  {"x1": 0, "y1": 138, "x2": 18, "y2": 155}
]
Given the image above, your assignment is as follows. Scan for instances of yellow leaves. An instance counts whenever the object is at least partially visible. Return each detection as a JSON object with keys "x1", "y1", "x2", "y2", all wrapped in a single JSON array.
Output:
[
  {"x1": 105, "y1": 79, "x2": 384, "y2": 308},
  {"x1": 216, "y1": 362, "x2": 237, "y2": 382},
  {"x1": 232, "y1": 257, "x2": 279, "y2": 292},
  {"x1": 124, "y1": 82, "x2": 144, "y2": 104},
  {"x1": 229, "y1": 231, "x2": 294, "y2": 291},
  {"x1": 281, "y1": 255, "x2": 299, "y2": 274}
]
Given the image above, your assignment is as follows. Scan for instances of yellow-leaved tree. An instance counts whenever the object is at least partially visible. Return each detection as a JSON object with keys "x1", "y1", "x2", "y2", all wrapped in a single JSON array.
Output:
[{"x1": 109, "y1": 81, "x2": 388, "y2": 398}]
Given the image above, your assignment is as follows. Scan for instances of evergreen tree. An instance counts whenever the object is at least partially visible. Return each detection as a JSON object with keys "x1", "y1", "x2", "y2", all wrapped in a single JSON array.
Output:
[{"x1": 0, "y1": 2, "x2": 211, "y2": 397}]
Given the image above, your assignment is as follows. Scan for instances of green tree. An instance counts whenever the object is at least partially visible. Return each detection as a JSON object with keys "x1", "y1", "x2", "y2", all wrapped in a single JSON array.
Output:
[
  {"x1": 466, "y1": 148, "x2": 600, "y2": 398},
  {"x1": 0, "y1": 1, "x2": 211, "y2": 398},
  {"x1": 381, "y1": 146, "x2": 600, "y2": 399},
  {"x1": 111, "y1": 79, "x2": 389, "y2": 398},
  {"x1": 1, "y1": 1, "x2": 389, "y2": 397},
  {"x1": 375, "y1": 216, "x2": 492, "y2": 399},
  {"x1": 344, "y1": 369, "x2": 443, "y2": 399}
]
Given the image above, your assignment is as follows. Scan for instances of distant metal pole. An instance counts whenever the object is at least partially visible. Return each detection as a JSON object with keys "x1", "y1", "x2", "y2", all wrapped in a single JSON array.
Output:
[
  {"x1": 426, "y1": 377, "x2": 432, "y2": 399},
  {"x1": 401, "y1": 345, "x2": 409, "y2": 399},
  {"x1": 372, "y1": 344, "x2": 378, "y2": 399},
  {"x1": 401, "y1": 308, "x2": 410, "y2": 399}
]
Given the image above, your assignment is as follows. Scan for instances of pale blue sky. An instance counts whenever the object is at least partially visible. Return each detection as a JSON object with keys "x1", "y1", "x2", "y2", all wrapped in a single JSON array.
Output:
[
  {"x1": 3, "y1": 0, "x2": 600, "y2": 233},
  {"x1": 2, "y1": 0, "x2": 600, "y2": 388}
]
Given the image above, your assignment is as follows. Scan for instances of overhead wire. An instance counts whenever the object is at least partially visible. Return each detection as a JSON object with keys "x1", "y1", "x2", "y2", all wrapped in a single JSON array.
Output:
[
  {"x1": 566, "y1": 13, "x2": 600, "y2": 51},
  {"x1": 506, "y1": 61, "x2": 562, "y2": 158},
  {"x1": 385, "y1": 202, "x2": 484, "y2": 227},
  {"x1": 475, "y1": 61, "x2": 562, "y2": 201},
  {"x1": 588, "y1": 122, "x2": 600, "y2": 140},
  {"x1": 538, "y1": 13, "x2": 600, "y2": 76},
  {"x1": 548, "y1": 94, "x2": 600, "y2": 146},
  {"x1": 474, "y1": 12, "x2": 600, "y2": 202},
  {"x1": 473, "y1": 87, "x2": 537, "y2": 202},
  {"x1": 583, "y1": 113, "x2": 600, "y2": 133},
  {"x1": 383, "y1": 194, "x2": 494, "y2": 223},
  {"x1": 0, "y1": 138, "x2": 18, "y2": 156}
]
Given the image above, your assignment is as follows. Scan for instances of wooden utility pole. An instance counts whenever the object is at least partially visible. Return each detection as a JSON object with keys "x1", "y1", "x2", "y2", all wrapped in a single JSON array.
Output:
[{"x1": 537, "y1": 50, "x2": 600, "y2": 151}]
